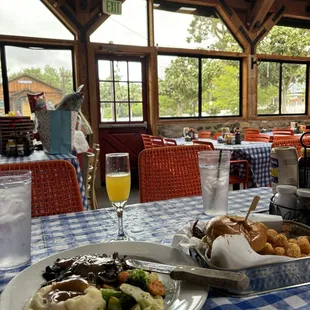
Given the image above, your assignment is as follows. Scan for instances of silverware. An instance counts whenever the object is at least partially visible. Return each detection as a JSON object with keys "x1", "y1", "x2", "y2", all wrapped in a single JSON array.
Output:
[{"x1": 126, "y1": 259, "x2": 249, "y2": 292}]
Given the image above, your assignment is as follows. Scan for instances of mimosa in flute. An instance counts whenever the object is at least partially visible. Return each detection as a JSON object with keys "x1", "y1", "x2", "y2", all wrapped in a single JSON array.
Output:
[{"x1": 105, "y1": 153, "x2": 131, "y2": 240}]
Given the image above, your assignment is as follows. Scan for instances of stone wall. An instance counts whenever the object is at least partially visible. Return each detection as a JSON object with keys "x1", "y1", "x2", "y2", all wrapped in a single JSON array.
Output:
[{"x1": 158, "y1": 119, "x2": 308, "y2": 138}]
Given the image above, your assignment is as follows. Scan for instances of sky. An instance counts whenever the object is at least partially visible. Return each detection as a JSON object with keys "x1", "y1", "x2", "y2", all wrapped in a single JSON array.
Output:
[{"x1": 0, "y1": 0, "x2": 218, "y2": 80}]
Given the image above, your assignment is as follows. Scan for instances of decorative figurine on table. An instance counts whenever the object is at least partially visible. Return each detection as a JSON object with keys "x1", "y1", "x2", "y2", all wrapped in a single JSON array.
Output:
[{"x1": 185, "y1": 127, "x2": 197, "y2": 141}]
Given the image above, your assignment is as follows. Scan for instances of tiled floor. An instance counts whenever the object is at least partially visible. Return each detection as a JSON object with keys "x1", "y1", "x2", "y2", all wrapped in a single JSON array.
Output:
[{"x1": 96, "y1": 184, "x2": 140, "y2": 209}]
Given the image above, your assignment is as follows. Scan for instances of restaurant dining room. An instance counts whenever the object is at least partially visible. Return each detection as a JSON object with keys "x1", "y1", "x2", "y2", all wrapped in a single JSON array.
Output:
[{"x1": 2, "y1": 0, "x2": 310, "y2": 309}]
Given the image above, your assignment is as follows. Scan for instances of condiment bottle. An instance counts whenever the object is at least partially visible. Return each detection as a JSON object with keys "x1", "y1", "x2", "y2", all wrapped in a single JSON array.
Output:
[
  {"x1": 296, "y1": 188, "x2": 310, "y2": 211},
  {"x1": 274, "y1": 185, "x2": 297, "y2": 209},
  {"x1": 298, "y1": 148, "x2": 310, "y2": 188},
  {"x1": 270, "y1": 147, "x2": 298, "y2": 194},
  {"x1": 235, "y1": 130, "x2": 241, "y2": 144}
]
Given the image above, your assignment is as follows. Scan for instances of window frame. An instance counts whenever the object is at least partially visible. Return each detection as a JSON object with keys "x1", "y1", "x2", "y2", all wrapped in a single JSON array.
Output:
[
  {"x1": 158, "y1": 52, "x2": 243, "y2": 119},
  {"x1": 257, "y1": 59, "x2": 309, "y2": 117},
  {"x1": 96, "y1": 55, "x2": 148, "y2": 125},
  {"x1": 0, "y1": 41, "x2": 76, "y2": 114}
]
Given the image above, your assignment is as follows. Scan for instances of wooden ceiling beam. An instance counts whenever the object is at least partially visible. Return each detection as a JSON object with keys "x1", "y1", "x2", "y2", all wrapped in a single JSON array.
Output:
[
  {"x1": 249, "y1": 0, "x2": 275, "y2": 32},
  {"x1": 43, "y1": 0, "x2": 78, "y2": 38}
]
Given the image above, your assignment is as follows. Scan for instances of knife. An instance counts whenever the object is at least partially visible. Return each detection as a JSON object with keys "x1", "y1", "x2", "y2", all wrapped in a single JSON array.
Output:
[{"x1": 126, "y1": 259, "x2": 249, "y2": 292}]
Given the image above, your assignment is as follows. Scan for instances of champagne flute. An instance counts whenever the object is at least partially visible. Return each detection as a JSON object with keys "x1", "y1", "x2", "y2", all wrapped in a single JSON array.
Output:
[{"x1": 105, "y1": 153, "x2": 131, "y2": 240}]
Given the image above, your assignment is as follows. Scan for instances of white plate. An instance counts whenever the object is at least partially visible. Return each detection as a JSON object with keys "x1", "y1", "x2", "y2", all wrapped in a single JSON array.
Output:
[{"x1": 0, "y1": 241, "x2": 208, "y2": 310}]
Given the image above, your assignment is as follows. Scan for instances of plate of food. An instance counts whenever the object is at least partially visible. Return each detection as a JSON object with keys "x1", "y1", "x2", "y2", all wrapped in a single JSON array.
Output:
[{"x1": 0, "y1": 241, "x2": 208, "y2": 310}]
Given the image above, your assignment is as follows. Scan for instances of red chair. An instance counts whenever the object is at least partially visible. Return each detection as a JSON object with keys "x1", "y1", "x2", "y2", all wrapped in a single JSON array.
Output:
[
  {"x1": 141, "y1": 134, "x2": 152, "y2": 149},
  {"x1": 164, "y1": 138, "x2": 177, "y2": 146},
  {"x1": 150, "y1": 136, "x2": 165, "y2": 147},
  {"x1": 273, "y1": 128, "x2": 294, "y2": 136},
  {"x1": 198, "y1": 131, "x2": 211, "y2": 139},
  {"x1": 244, "y1": 128, "x2": 260, "y2": 135},
  {"x1": 139, "y1": 145, "x2": 210, "y2": 202},
  {"x1": 193, "y1": 140, "x2": 214, "y2": 150},
  {"x1": 0, "y1": 160, "x2": 83, "y2": 217},
  {"x1": 244, "y1": 134, "x2": 270, "y2": 142},
  {"x1": 213, "y1": 132, "x2": 222, "y2": 140}
]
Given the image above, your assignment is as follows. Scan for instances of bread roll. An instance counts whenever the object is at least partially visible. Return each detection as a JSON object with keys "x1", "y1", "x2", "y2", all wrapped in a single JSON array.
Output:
[{"x1": 204, "y1": 215, "x2": 268, "y2": 252}]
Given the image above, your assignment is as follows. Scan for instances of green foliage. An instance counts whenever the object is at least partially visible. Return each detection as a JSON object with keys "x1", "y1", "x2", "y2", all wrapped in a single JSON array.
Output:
[
  {"x1": 159, "y1": 21, "x2": 310, "y2": 117},
  {"x1": 99, "y1": 65, "x2": 143, "y2": 121}
]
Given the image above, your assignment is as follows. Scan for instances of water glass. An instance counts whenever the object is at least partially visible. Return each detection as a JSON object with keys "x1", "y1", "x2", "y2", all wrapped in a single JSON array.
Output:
[
  {"x1": 199, "y1": 151, "x2": 230, "y2": 215},
  {"x1": 0, "y1": 170, "x2": 32, "y2": 268}
]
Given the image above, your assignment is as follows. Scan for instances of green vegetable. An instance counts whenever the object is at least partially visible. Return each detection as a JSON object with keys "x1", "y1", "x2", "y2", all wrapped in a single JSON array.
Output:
[
  {"x1": 101, "y1": 288, "x2": 123, "y2": 302},
  {"x1": 127, "y1": 269, "x2": 150, "y2": 291},
  {"x1": 107, "y1": 296, "x2": 122, "y2": 310}
]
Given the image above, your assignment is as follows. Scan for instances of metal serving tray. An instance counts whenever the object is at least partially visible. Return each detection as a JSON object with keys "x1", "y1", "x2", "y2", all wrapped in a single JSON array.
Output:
[{"x1": 189, "y1": 220, "x2": 310, "y2": 296}]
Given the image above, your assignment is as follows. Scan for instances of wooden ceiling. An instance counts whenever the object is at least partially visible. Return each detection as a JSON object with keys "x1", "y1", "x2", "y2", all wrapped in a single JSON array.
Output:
[{"x1": 43, "y1": 0, "x2": 310, "y2": 45}]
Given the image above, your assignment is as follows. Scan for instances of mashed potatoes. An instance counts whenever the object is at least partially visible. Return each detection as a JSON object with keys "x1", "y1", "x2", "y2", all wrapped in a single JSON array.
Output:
[{"x1": 26, "y1": 284, "x2": 105, "y2": 310}]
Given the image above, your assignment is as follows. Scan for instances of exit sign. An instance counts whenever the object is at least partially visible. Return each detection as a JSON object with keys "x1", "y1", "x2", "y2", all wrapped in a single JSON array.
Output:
[{"x1": 103, "y1": 0, "x2": 122, "y2": 15}]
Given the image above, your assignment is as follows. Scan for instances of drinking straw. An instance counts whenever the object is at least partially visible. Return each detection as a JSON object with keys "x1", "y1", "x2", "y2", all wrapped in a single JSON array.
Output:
[{"x1": 217, "y1": 150, "x2": 222, "y2": 179}]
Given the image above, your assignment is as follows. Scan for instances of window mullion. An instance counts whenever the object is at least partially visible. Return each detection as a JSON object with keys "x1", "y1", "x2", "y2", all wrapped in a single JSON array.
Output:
[
  {"x1": 0, "y1": 45, "x2": 9, "y2": 114},
  {"x1": 198, "y1": 57, "x2": 202, "y2": 117},
  {"x1": 279, "y1": 62, "x2": 283, "y2": 115}
]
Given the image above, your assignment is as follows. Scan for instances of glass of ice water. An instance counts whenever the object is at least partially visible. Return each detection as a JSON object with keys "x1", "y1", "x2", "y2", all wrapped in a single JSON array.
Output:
[
  {"x1": 0, "y1": 170, "x2": 32, "y2": 268},
  {"x1": 198, "y1": 151, "x2": 231, "y2": 215}
]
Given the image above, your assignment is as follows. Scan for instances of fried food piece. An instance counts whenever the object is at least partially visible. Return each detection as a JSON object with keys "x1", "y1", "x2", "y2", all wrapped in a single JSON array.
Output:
[
  {"x1": 286, "y1": 243, "x2": 301, "y2": 258},
  {"x1": 274, "y1": 247, "x2": 286, "y2": 256},
  {"x1": 274, "y1": 234, "x2": 288, "y2": 248},
  {"x1": 259, "y1": 242, "x2": 274, "y2": 255},
  {"x1": 297, "y1": 237, "x2": 310, "y2": 254},
  {"x1": 267, "y1": 229, "x2": 278, "y2": 244},
  {"x1": 288, "y1": 238, "x2": 297, "y2": 244}
]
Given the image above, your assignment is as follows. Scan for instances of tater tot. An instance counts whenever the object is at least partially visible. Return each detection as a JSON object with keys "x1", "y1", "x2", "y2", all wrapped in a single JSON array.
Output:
[
  {"x1": 297, "y1": 238, "x2": 310, "y2": 254},
  {"x1": 286, "y1": 243, "x2": 301, "y2": 258},
  {"x1": 288, "y1": 238, "x2": 297, "y2": 244},
  {"x1": 267, "y1": 229, "x2": 278, "y2": 244},
  {"x1": 274, "y1": 234, "x2": 288, "y2": 248},
  {"x1": 274, "y1": 247, "x2": 286, "y2": 256},
  {"x1": 259, "y1": 242, "x2": 274, "y2": 255}
]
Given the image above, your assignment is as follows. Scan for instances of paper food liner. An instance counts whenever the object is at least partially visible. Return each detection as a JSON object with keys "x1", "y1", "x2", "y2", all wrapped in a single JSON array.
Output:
[{"x1": 171, "y1": 214, "x2": 294, "y2": 270}]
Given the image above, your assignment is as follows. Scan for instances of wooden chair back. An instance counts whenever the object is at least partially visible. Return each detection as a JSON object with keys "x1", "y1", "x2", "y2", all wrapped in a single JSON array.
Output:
[
  {"x1": 139, "y1": 145, "x2": 209, "y2": 203},
  {"x1": 90, "y1": 143, "x2": 100, "y2": 209},
  {"x1": 0, "y1": 160, "x2": 83, "y2": 217}
]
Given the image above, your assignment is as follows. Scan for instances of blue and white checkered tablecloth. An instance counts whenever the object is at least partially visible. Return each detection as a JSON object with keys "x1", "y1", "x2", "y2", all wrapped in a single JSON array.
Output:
[
  {"x1": 175, "y1": 138, "x2": 272, "y2": 187},
  {"x1": 2, "y1": 187, "x2": 310, "y2": 309},
  {"x1": 0, "y1": 151, "x2": 88, "y2": 210}
]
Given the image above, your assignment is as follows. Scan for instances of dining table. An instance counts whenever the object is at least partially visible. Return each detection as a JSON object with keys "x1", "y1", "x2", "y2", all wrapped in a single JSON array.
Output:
[
  {"x1": 2, "y1": 186, "x2": 310, "y2": 309},
  {"x1": 0, "y1": 150, "x2": 88, "y2": 210},
  {"x1": 175, "y1": 138, "x2": 272, "y2": 187}
]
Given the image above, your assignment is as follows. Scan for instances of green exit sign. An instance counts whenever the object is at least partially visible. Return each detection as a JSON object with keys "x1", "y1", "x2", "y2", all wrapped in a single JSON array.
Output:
[{"x1": 103, "y1": 0, "x2": 122, "y2": 15}]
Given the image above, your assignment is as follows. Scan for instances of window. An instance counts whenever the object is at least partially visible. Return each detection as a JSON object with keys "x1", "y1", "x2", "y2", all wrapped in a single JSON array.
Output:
[
  {"x1": 154, "y1": 1, "x2": 242, "y2": 52},
  {"x1": 1, "y1": 46, "x2": 74, "y2": 116},
  {"x1": 257, "y1": 25, "x2": 310, "y2": 57},
  {"x1": 90, "y1": 0, "x2": 147, "y2": 46},
  {"x1": 0, "y1": 0, "x2": 73, "y2": 40},
  {"x1": 98, "y1": 59, "x2": 145, "y2": 122},
  {"x1": 158, "y1": 55, "x2": 241, "y2": 118},
  {"x1": 258, "y1": 61, "x2": 307, "y2": 115}
]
